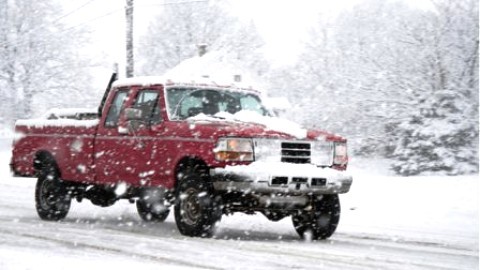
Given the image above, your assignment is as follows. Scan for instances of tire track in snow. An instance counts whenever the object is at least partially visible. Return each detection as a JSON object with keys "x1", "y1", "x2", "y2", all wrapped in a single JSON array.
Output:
[
  {"x1": 208, "y1": 236, "x2": 468, "y2": 270},
  {"x1": 0, "y1": 217, "x2": 395, "y2": 269},
  {"x1": 1, "y1": 214, "x2": 475, "y2": 270},
  {"x1": 0, "y1": 177, "x2": 477, "y2": 270},
  {"x1": 336, "y1": 232, "x2": 478, "y2": 255},
  {"x1": 95, "y1": 221, "x2": 477, "y2": 270},
  {"x1": 0, "y1": 227, "x2": 221, "y2": 270}
]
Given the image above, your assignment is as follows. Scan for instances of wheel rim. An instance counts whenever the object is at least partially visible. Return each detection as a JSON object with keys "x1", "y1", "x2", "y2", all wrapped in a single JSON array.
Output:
[
  {"x1": 293, "y1": 196, "x2": 340, "y2": 239},
  {"x1": 40, "y1": 179, "x2": 58, "y2": 210},
  {"x1": 181, "y1": 188, "x2": 202, "y2": 226},
  {"x1": 316, "y1": 213, "x2": 332, "y2": 228}
]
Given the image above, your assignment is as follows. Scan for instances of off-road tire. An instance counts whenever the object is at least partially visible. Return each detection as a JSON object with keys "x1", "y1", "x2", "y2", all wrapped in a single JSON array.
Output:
[
  {"x1": 174, "y1": 174, "x2": 222, "y2": 237},
  {"x1": 292, "y1": 194, "x2": 340, "y2": 240},
  {"x1": 35, "y1": 159, "x2": 71, "y2": 221},
  {"x1": 136, "y1": 199, "x2": 170, "y2": 222}
]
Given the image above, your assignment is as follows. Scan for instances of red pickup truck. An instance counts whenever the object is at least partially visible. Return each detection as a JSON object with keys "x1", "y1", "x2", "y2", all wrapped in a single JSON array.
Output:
[{"x1": 11, "y1": 75, "x2": 352, "y2": 239}]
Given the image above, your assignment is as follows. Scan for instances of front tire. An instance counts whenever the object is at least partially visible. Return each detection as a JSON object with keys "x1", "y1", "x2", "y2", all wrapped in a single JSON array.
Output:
[
  {"x1": 35, "y1": 160, "x2": 71, "y2": 221},
  {"x1": 174, "y1": 175, "x2": 222, "y2": 237},
  {"x1": 292, "y1": 194, "x2": 340, "y2": 240}
]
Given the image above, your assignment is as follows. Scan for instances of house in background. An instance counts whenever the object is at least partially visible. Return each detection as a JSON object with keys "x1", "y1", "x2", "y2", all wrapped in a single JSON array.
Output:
[
  {"x1": 162, "y1": 45, "x2": 291, "y2": 114},
  {"x1": 163, "y1": 45, "x2": 268, "y2": 92}
]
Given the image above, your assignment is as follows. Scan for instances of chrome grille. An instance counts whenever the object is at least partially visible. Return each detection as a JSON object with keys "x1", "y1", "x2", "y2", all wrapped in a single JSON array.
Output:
[
  {"x1": 253, "y1": 139, "x2": 333, "y2": 166},
  {"x1": 281, "y1": 142, "x2": 311, "y2": 164}
]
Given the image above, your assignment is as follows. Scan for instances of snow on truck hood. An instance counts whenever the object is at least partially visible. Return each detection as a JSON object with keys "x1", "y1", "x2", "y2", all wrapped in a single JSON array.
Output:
[{"x1": 188, "y1": 110, "x2": 308, "y2": 139}]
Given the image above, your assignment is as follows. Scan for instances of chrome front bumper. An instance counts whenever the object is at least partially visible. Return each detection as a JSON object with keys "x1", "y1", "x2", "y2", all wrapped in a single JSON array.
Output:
[{"x1": 210, "y1": 162, "x2": 353, "y2": 195}]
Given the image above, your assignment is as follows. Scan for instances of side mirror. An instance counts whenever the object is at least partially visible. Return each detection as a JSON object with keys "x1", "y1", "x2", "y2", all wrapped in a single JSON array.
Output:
[
  {"x1": 125, "y1": 108, "x2": 143, "y2": 121},
  {"x1": 118, "y1": 108, "x2": 144, "y2": 135}
]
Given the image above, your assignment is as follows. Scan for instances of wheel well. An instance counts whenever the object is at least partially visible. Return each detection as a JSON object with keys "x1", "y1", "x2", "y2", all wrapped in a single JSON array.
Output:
[
  {"x1": 33, "y1": 151, "x2": 59, "y2": 175},
  {"x1": 174, "y1": 157, "x2": 209, "y2": 189}
]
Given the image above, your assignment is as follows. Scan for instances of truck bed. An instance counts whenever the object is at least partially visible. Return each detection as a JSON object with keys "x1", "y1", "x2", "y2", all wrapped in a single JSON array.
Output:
[{"x1": 11, "y1": 109, "x2": 99, "y2": 182}]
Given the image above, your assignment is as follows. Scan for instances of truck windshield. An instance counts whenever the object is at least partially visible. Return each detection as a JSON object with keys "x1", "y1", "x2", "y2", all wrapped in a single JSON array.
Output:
[{"x1": 166, "y1": 88, "x2": 269, "y2": 120}]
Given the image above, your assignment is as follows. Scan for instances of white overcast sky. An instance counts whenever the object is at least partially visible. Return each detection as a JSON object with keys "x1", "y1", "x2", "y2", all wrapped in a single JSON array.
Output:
[
  {"x1": 64, "y1": 0, "x2": 360, "y2": 65},
  {"x1": 61, "y1": 0, "x2": 432, "y2": 79}
]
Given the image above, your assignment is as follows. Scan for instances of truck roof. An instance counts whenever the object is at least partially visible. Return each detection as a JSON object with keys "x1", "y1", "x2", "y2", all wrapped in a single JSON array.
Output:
[{"x1": 112, "y1": 76, "x2": 262, "y2": 94}]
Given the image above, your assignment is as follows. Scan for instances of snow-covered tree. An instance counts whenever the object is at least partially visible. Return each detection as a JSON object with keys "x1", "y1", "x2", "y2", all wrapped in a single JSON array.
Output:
[
  {"x1": 0, "y1": 0, "x2": 94, "y2": 124},
  {"x1": 391, "y1": 0, "x2": 479, "y2": 175},
  {"x1": 268, "y1": 0, "x2": 478, "y2": 175},
  {"x1": 271, "y1": 1, "x2": 419, "y2": 155},
  {"x1": 137, "y1": 0, "x2": 267, "y2": 77}
]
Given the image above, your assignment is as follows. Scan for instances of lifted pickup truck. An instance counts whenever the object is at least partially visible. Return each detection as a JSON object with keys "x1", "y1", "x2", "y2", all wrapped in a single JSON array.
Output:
[{"x1": 11, "y1": 75, "x2": 352, "y2": 239}]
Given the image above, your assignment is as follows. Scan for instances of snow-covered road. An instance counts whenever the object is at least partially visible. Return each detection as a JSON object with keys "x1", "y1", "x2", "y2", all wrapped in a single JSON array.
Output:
[{"x1": 0, "y1": 141, "x2": 478, "y2": 269}]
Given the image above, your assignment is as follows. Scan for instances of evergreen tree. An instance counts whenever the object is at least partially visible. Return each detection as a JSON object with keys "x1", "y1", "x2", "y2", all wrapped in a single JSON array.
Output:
[
  {"x1": 391, "y1": 0, "x2": 479, "y2": 175},
  {"x1": 268, "y1": 0, "x2": 478, "y2": 175},
  {"x1": 392, "y1": 89, "x2": 478, "y2": 175}
]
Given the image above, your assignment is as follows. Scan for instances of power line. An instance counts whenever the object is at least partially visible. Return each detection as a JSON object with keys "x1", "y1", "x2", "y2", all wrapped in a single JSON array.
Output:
[
  {"x1": 51, "y1": 0, "x2": 97, "y2": 24},
  {"x1": 0, "y1": 0, "x2": 212, "y2": 49},
  {"x1": 60, "y1": 8, "x2": 124, "y2": 34},
  {"x1": 0, "y1": 0, "x2": 99, "y2": 48},
  {"x1": 162, "y1": 0, "x2": 208, "y2": 5},
  {"x1": 0, "y1": 8, "x2": 124, "y2": 49}
]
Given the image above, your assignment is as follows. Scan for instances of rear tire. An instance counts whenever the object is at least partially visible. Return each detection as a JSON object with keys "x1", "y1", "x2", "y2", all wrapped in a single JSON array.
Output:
[
  {"x1": 136, "y1": 199, "x2": 170, "y2": 222},
  {"x1": 174, "y1": 174, "x2": 222, "y2": 237},
  {"x1": 35, "y1": 159, "x2": 71, "y2": 221},
  {"x1": 292, "y1": 195, "x2": 340, "y2": 240}
]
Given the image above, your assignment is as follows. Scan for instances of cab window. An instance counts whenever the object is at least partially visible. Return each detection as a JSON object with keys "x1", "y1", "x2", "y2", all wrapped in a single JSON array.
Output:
[
  {"x1": 105, "y1": 90, "x2": 128, "y2": 127},
  {"x1": 132, "y1": 90, "x2": 161, "y2": 125}
]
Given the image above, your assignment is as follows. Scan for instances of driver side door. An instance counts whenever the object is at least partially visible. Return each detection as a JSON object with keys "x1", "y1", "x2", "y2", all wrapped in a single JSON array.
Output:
[{"x1": 95, "y1": 88, "x2": 164, "y2": 186}]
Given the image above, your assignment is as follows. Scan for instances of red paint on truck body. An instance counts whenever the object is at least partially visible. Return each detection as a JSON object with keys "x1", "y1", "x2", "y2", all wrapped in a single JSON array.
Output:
[{"x1": 11, "y1": 81, "x2": 347, "y2": 190}]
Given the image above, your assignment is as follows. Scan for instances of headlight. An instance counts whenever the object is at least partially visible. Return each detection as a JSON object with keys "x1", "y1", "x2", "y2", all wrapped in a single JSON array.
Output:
[
  {"x1": 333, "y1": 142, "x2": 348, "y2": 165},
  {"x1": 214, "y1": 138, "x2": 254, "y2": 162}
]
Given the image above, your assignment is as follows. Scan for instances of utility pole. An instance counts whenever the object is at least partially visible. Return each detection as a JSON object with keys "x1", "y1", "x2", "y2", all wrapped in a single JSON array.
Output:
[{"x1": 125, "y1": 0, "x2": 134, "y2": 78}]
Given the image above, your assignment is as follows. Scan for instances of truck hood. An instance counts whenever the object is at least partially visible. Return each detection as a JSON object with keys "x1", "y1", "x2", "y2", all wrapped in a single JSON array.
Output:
[
  {"x1": 184, "y1": 112, "x2": 345, "y2": 142},
  {"x1": 187, "y1": 118, "x2": 294, "y2": 139}
]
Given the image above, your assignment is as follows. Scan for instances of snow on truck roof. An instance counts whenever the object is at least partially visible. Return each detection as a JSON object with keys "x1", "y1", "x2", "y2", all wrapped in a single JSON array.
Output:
[{"x1": 112, "y1": 76, "x2": 262, "y2": 94}]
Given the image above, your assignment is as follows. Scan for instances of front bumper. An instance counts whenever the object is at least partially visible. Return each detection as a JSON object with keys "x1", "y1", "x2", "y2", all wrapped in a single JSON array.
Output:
[{"x1": 211, "y1": 162, "x2": 352, "y2": 195}]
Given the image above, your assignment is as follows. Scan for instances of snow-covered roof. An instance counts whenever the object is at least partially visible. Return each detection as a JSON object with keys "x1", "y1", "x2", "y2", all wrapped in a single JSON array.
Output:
[
  {"x1": 163, "y1": 50, "x2": 266, "y2": 92},
  {"x1": 112, "y1": 76, "x2": 261, "y2": 95},
  {"x1": 112, "y1": 76, "x2": 167, "y2": 88},
  {"x1": 114, "y1": 50, "x2": 266, "y2": 94}
]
